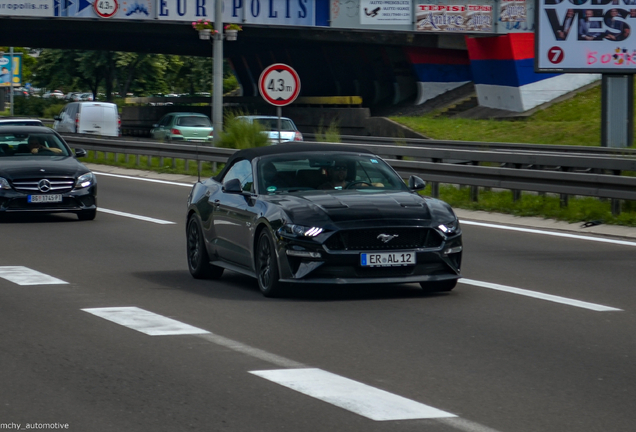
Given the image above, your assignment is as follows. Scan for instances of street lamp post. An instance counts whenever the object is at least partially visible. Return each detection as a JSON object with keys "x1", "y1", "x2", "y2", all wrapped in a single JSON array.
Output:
[{"x1": 212, "y1": 0, "x2": 223, "y2": 147}]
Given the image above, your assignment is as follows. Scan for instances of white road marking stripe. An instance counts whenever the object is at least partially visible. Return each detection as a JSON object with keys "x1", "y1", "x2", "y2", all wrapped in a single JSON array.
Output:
[
  {"x1": 250, "y1": 368, "x2": 456, "y2": 421},
  {"x1": 82, "y1": 307, "x2": 210, "y2": 335},
  {"x1": 0, "y1": 266, "x2": 67, "y2": 285},
  {"x1": 94, "y1": 172, "x2": 193, "y2": 187},
  {"x1": 461, "y1": 279, "x2": 622, "y2": 312},
  {"x1": 461, "y1": 220, "x2": 636, "y2": 247},
  {"x1": 82, "y1": 309, "x2": 499, "y2": 431},
  {"x1": 98, "y1": 208, "x2": 175, "y2": 224}
]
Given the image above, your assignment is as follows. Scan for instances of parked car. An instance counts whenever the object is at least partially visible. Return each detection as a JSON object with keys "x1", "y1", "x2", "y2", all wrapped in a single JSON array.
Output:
[
  {"x1": 53, "y1": 102, "x2": 120, "y2": 137},
  {"x1": 42, "y1": 90, "x2": 65, "y2": 99},
  {"x1": 185, "y1": 144, "x2": 462, "y2": 297},
  {"x1": 0, "y1": 126, "x2": 97, "y2": 220},
  {"x1": 0, "y1": 118, "x2": 44, "y2": 127},
  {"x1": 235, "y1": 115, "x2": 303, "y2": 143},
  {"x1": 150, "y1": 112, "x2": 213, "y2": 143}
]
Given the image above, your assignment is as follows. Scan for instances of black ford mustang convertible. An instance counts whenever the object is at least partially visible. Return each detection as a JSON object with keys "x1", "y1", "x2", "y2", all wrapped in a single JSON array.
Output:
[{"x1": 186, "y1": 144, "x2": 462, "y2": 297}]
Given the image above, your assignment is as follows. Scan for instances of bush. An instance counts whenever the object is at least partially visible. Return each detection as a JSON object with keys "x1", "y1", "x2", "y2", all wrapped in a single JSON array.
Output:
[
  {"x1": 216, "y1": 112, "x2": 270, "y2": 149},
  {"x1": 13, "y1": 97, "x2": 64, "y2": 118},
  {"x1": 314, "y1": 118, "x2": 341, "y2": 143}
]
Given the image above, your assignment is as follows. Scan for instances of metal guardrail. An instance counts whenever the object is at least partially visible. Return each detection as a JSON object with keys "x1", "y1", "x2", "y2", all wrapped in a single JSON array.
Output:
[{"x1": 60, "y1": 134, "x2": 636, "y2": 206}]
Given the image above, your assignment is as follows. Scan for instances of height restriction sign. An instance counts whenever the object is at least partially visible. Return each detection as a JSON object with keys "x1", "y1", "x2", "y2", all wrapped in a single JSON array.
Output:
[{"x1": 258, "y1": 64, "x2": 301, "y2": 107}]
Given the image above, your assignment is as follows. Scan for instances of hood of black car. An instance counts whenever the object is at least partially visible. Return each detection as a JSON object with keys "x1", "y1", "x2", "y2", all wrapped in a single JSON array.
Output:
[
  {"x1": 271, "y1": 191, "x2": 435, "y2": 227},
  {"x1": 0, "y1": 157, "x2": 88, "y2": 180}
]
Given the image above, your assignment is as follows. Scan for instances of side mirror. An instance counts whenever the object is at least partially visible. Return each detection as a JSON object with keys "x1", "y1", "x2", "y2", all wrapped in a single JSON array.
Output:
[
  {"x1": 54, "y1": 115, "x2": 61, "y2": 121},
  {"x1": 408, "y1": 175, "x2": 426, "y2": 190},
  {"x1": 74, "y1": 148, "x2": 87, "y2": 158},
  {"x1": 222, "y1": 178, "x2": 243, "y2": 194},
  {"x1": 152, "y1": 124, "x2": 159, "y2": 128}
]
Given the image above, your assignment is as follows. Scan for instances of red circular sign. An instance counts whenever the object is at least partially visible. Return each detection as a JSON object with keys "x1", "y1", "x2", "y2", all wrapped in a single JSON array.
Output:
[
  {"x1": 94, "y1": 0, "x2": 119, "y2": 18},
  {"x1": 547, "y1": 46, "x2": 564, "y2": 65},
  {"x1": 258, "y1": 64, "x2": 301, "y2": 107}
]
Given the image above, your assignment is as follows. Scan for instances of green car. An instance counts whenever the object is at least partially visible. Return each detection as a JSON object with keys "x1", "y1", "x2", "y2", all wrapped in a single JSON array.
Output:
[{"x1": 150, "y1": 112, "x2": 214, "y2": 143}]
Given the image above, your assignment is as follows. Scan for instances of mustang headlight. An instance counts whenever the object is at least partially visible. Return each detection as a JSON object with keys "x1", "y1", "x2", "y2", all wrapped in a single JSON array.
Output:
[
  {"x1": 438, "y1": 219, "x2": 460, "y2": 235},
  {"x1": 75, "y1": 172, "x2": 95, "y2": 189},
  {"x1": 0, "y1": 177, "x2": 10, "y2": 190},
  {"x1": 278, "y1": 224, "x2": 324, "y2": 238}
]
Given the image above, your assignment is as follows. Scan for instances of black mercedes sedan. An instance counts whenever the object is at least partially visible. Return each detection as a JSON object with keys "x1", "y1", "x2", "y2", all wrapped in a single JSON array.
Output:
[
  {"x1": 186, "y1": 144, "x2": 462, "y2": 297},
  {"x1": 0, "y1": 126, "x2": 97, "y2": 220}
]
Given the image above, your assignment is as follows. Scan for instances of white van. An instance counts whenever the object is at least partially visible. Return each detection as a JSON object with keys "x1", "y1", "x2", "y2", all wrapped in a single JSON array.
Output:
[{"x1": 54, "y1": 102, "x2": 120, "y2": 137}]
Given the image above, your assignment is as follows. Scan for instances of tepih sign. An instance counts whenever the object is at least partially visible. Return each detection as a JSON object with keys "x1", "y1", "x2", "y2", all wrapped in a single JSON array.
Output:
[
  {"x1": 536, "y1": 0, "x2": 636, "y2": 72},
  {"x1": 258, "y1": 63, "x2": 301, "y2": 106}
]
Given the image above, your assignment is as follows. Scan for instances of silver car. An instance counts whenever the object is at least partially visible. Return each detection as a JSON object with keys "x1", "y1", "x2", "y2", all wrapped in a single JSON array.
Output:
[{"x1": 235, "y1": 115, "x2": 303, "y2": 144}]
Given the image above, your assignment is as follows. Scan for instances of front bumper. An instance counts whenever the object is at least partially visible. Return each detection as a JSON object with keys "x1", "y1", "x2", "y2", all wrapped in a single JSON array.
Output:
[
  {"x1": 0, "y1": 186, "x2": 97, "y2": 215},
  {"x1": 276, "y1": 235, "x2": 462, "y2": 285}
]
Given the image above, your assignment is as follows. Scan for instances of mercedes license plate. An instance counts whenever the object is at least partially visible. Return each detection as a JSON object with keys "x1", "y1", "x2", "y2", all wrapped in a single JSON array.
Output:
[
  {"x1": 28, "y1": 194, "x2": 62, "y2": 203},
  {"x1": 360, "y1": 252, "x2": 415, "y2": 267}
]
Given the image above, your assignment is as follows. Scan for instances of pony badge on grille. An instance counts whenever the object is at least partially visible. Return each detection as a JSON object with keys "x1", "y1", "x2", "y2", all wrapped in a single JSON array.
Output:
[{"x1": 377, "y1": 234, "x2": 399, "y2": 243}]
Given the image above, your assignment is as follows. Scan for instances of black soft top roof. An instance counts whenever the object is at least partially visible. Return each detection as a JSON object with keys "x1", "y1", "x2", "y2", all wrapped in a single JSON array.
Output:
[{"x1": 215, "y1": 143, "x2": 374, "y2": 181}]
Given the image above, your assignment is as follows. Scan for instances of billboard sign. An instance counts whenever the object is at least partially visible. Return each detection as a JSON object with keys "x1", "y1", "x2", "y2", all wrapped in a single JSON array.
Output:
[
  {"x1": 156, "y1": 0, "x2": 314, "y2": 26},
  {"x1": 416, "y1": 3, "x2": 493, "y2": 32},
  {"x1": 536, "y1": 0, "x2": 636, "y2": 72},
  {"x1": 0, "y1": 54, "x2": 22, "y2": 88},
  {"x1": 359, "y1": 0, "x2": 412, "y2": 25}
]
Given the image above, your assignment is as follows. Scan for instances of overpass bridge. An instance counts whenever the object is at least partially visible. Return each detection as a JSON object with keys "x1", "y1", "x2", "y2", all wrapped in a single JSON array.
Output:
[{"x1": 0, "y1": 0, "x2": 599, "y2": 114}]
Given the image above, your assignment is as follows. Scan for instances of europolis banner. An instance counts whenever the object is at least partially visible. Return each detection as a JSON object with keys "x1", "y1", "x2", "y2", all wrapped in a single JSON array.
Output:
[
  {"x1": 536, "y1": 0, "x2": 636, "y2": 72},
  {"x1": 0, "y1": 0, "x2": 314, "y2": 26}
]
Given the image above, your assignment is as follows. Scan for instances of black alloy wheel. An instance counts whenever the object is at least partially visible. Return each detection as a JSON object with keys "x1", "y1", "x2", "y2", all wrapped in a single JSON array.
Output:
[
  {"x1": 187, "y1": 217, "x2": 223, "y2": 279},
  {"x1": 256, "y1": 230, "x2": 286, "y2": 297}
]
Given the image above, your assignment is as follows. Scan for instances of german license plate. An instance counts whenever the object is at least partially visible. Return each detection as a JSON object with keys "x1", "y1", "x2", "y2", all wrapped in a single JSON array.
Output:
[
  {"x1": 28, "y1": 194, "x2": 62, "y2": 203},
  {"x1": 360, "y1": 252, "x2": 416, "y2": 267}
]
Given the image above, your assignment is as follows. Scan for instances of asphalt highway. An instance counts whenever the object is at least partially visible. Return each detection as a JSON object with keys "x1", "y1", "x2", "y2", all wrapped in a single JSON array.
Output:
[{"x1": 0, "y1": 165, "x2": 634, "y2": 432}]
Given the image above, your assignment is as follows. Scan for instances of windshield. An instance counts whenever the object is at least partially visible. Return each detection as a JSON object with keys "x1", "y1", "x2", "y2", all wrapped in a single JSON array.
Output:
[
  {"x1": 177, "y1": 116, "x2": 211, "y2": 127},
  {"x1": 0, "y1": 132, "x2": 72, "y2": 157},
  {"x1": 254, "y1": 118, "x2": 295, "y2": 131},
  {"x1": 257, "y1": 153, "x2": 409, "y2": 194}
]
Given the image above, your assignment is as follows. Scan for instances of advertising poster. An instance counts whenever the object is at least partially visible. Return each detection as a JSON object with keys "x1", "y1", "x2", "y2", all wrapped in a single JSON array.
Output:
[
  {"x1": 0, "y1": 54, "x2": 22, "y2": 88},
  {"x1": 536, "y1": 0, "x2": 636, "y2": 72},
  {"x1": 416, "y1": 3, "x2": 493, "y2": 32},
  {"x1": 54, "y1": 0, "x2": 153, "y2": 19},
  {"x1": 499, "y1": 0, "x2": 525, "y2": 23},
  {"x1": 359, "y1": 0, "x2": 412, "y2": 25}
]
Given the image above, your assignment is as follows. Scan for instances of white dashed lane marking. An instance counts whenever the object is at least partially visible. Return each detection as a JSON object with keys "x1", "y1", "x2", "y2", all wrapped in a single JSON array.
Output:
[
  {"x1": 82, "y1": 306, "x2": 209, "y2": 336},
  {"x1": 98, "y1": 208, "x2": 176, "y2": 224},
  {"x1": 250, "y1": 368, "x2": 456, "y2": 421},
  {"x1": 0, "y1": 266, "x2": 67, "y2": 285}
]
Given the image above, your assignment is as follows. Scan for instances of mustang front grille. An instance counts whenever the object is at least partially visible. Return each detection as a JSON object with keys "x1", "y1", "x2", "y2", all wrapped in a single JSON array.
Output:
[
  {"x1": 11, "y1": 178, "x2": 75, "y2": 193},
  {"x1": 324, "y1": 228, "x2": 443, "y2": 251}
]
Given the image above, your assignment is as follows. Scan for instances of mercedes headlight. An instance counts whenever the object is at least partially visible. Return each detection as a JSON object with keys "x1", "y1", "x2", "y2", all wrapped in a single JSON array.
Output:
[
  {"x1": 75, "y1": 172, "x2": 95, "y2": 189},
  {"x1": 0, "y1": 177, "x2": 10, "y2": 190}
]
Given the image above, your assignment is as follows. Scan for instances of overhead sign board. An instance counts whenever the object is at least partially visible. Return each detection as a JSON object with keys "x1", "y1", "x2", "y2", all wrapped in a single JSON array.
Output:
[
  {"x1": 536, "y1": 0, "x2": 636, "y2": 73},
  {"x1": 258, "y1": 64, "x2": 301, "y2": 107}
]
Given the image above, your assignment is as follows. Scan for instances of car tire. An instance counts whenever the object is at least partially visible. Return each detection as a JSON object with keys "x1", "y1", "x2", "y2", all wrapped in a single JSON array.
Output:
[
  {"x1": 187, "y1": 217, "x2": 224, "y2": 279},
  {"x1": 419, "y1": 279, "x2": 457, "y2": 292},
  {"x1": 77, "y1": 209, "x2": 96, "y2": 221},
  {"x1": 256, "y1": 229, "x2": 287, "y2": 298}
]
